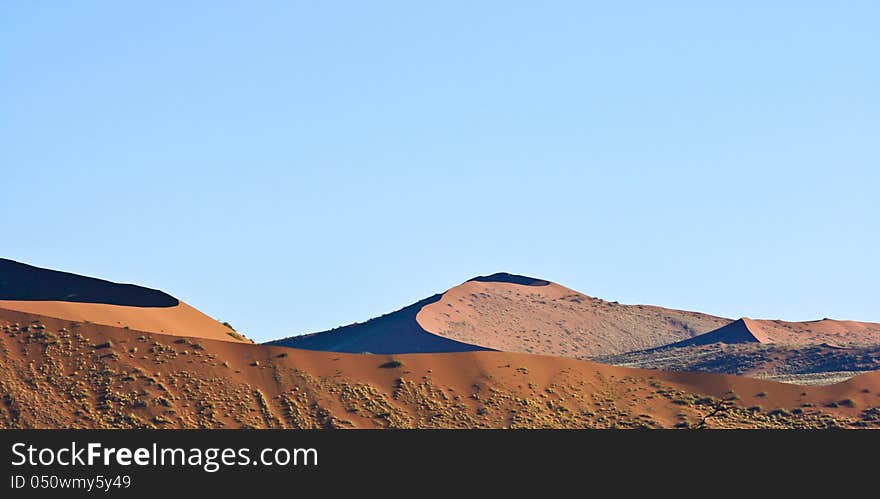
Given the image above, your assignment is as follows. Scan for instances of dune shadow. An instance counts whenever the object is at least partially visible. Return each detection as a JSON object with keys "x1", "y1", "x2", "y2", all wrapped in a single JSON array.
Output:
[
  {"x1": 267, "y1": 294, "x2": 492, "y2": 354},
  {"x1": 468, "y1": 272, "x2": 550, "y2": 286},
  {"x1": 0, "y1": 258, "x2": 178, "y2": 308}
]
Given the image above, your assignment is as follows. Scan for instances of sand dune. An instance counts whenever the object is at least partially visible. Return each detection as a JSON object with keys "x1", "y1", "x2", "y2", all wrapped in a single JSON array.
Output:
[
  {"x1": 597, "y1": 317, "x2": 880, "y2": 382},
  {"x1": 0, "y1": 258, "x2": 177, "y2": 307},
  {"x1": 3, "y1": 306, "x2": 879, "y2": 429},
  {"x1": 670, "y1": 317, "x2": 880, "y2": 348},
  {"x1": 0, "y1": 300, "x2": 245, "y2": 343},
  {"x1": 741, "y1": 318, "x2": 880, "y2": 346},
  {"x1": 0, "y1": 259, "x2": 247, "y2": 343},
  {"x1": 416, "y1": 274, "x2": 731, "y2": 356},
  {"x1": 275, "y1": 272, "x2": 730, "y2": 356}
]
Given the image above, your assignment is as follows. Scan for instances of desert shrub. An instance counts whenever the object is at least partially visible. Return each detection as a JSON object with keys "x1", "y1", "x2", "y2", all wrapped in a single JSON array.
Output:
[
  {"x1": 94, "y1": 341, "x2": 113, "y2": 349},
  {"x1": 839, "y1": 398, "x2": 857, "y2": 408},
  {"x1": 226, "y1": 331, "x2": 246, "y2": 341}
]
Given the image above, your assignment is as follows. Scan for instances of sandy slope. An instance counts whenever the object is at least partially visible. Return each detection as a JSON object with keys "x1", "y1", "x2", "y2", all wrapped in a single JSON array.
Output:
[
  {"x1": 3, "y1": 307, "x2": 878, "y2": 429},
  {"x1": 0, "y1": 300, "x2": 245, "y2": 343},
  {"x1": 417, "y1": 277, "x2": 731, "y2": 356}
]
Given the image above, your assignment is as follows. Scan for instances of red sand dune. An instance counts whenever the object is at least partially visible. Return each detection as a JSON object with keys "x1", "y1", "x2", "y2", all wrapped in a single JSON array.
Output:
[
  {"x1": 672, "y1": 317, "x2": 880, "y2": 348},
  {"x1": 2, "y1": 306, "x2": 879, "y2": 429},
  {"x1": 275, "y1": 273, "x2": 731, "y2": 356},
  {"x1": 0, "y1": 258, "x2": 247, "y2": 343},
  {"x1": 415, "y1": 274, "x2": 731, "y2": 356},
  {"x1": 0, "y1": 300, "x2": 244, "y2": 343}
]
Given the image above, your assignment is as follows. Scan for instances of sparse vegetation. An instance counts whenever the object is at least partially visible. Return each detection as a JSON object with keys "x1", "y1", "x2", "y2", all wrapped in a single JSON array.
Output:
[{"x1": 1, "y1": 313, "x2": 877, "y2": 430}]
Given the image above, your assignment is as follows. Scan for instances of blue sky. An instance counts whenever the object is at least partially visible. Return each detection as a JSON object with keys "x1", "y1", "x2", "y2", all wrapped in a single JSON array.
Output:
[{"x1": 2, "y1": 2, "x2": 877, "y2": 342}]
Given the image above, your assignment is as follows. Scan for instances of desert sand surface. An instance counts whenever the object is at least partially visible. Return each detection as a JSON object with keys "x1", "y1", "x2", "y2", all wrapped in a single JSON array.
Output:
[
  {"x1": 3, "y1": 307, "x2": 879, "y2": 429},
  {"x1": 0, "y1": 300, "x2": 247, "y2": 343}
]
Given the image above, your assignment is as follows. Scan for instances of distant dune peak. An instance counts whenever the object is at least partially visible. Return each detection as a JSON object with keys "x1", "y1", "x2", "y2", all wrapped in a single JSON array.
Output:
[
  {"x1": 273, "y1": 272, "x2": 730, "y2": 357},
  {"x1": 666, "y1": 318, "x2": 772, "y2": 347},
  {"x1": 668, "y1": 316, "x2": 880, "y2": 349},
  {"x1": 0, "y1": 258, "x2": 178, "y2": 307},
  {"x1": 467, "y1": 272, "x2": 550, "y2": 287}
]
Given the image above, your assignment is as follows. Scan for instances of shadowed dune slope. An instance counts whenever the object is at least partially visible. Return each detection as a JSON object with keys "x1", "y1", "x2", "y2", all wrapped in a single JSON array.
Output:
[
  {"x1": 267, "y1": 295, "x2": 492, "y2": 354},
  {"x1": 669, "y1": 318, "x2": 769, "y2": 347},
  {"x1": 3, "y1": 307, "x2": 879, "y2": 429},
  {"x1": 0, "y1": 259, "x2": 247, "y2": 343},
  {"x1": 468, "y1": 272, "x2": 551, "y2": 286},
  {"x1": 0, "y1": 258, "x2": 177, "y2": 307}
]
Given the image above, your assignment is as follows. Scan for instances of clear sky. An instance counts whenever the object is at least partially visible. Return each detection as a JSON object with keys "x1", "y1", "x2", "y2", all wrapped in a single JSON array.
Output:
[{"x1": 2, "y1": 2, "x2": 877, "y2": 342}]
